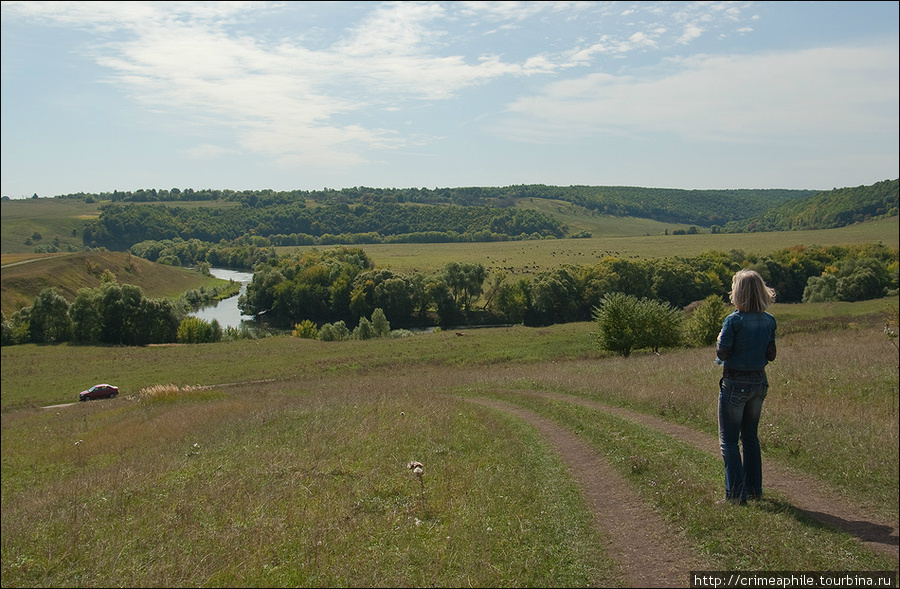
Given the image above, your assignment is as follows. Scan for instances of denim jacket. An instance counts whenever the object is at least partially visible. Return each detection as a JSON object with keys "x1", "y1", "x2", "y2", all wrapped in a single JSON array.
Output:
[{"x1": 716, "y1": 311, "x2": 777, "y2": 372}]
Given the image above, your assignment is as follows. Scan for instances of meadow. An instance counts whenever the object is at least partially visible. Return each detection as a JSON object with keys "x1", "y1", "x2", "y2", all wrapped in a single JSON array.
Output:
[
  {"x1": 2, "y1": 295, "x2": 898, "y2": 586},
  {"x1": 280, "y1": 215, "x2": 899, "y2": 274}
]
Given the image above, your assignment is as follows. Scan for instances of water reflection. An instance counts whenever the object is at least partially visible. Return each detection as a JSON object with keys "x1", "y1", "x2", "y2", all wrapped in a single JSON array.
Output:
[{"x1": 190, "y1": 268, "x2": 255, "y2": 329}]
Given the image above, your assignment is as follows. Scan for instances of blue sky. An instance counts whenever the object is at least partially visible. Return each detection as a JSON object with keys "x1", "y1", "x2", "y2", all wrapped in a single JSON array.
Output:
[{"x1": 2, "y1": 1, "x2": 897, "y2": 199}]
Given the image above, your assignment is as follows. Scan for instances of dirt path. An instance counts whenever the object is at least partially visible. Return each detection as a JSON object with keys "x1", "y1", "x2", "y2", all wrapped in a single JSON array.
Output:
[
  {"x1": 466, "y1": 397, "x2": 708, "y2": 588},
  {"x1": 481, "y1": 389, "x2": 899, "y2": 562}
]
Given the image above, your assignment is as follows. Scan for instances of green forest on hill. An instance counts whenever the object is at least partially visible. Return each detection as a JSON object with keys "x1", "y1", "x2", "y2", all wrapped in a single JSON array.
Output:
[{"x1": 53, "y1": 180, "x2": 895, "y2": 252}]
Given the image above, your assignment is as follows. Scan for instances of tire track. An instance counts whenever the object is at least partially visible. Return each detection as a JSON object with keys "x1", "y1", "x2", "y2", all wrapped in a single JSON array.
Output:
[
  {"x1": 499, "y1": 389, "x2": 899, "y2": 560},
  {"x1": 465, "y1": 397, "x2": 707, "y2": 588}
]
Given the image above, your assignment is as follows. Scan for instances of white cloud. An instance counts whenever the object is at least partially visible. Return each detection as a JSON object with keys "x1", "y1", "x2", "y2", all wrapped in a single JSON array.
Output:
[
  {"x1": 185, "y1": 143, "x2": 238, "y2": 159},
  {"x1": 496, "y1": 42, "x2": 900, "y2": 144}
]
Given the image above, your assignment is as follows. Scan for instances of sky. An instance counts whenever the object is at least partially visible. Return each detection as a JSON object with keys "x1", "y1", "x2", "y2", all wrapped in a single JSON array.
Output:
[{"x1": 1, "y1": 1, "x2": 898, "y2": 199}]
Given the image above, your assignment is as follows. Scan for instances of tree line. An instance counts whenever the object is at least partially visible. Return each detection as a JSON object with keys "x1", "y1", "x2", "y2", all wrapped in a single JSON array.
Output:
[
  {"x1": 82, "y1": 202, "x2": 565, "y2": 251},
  {"x1": 238, "y1": 243, "x2": 898, "y2": 331},
  {"x1": 3, "y1": 242, "x2": 896, "y2": 348},
  {"x1": 64, "y1": 180, "x2": 898, "y2": 251},
  {"x1": 59, "y1": 183, "x2": 828, "y2": 231}
]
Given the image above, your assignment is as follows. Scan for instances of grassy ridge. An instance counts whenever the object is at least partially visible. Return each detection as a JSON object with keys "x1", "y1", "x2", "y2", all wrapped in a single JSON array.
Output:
[
  {"x1": 1, "y1": 252, "x2": 230, "y2": 317},
  {"x1": 0, "y1": 198, "x2": 102, "y2": 255}
]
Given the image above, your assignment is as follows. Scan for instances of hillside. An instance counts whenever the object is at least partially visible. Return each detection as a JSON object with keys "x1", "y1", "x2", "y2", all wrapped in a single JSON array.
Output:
[
  {"x1": 2, "y1": 180, "x2": 894, "y2": 258},
  {"x1": 728, "y1": 178, "x2": 898, "y2": 232},
  {"x1": 0, "y1": 252, "x2": 226, "y2": 317}
]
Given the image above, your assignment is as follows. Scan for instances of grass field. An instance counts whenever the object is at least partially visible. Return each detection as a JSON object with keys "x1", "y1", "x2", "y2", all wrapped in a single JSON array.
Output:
[
  {"x1": 0, "y1": 198, "x2": 240, "y2": 256},
  {"x1": 2, "y1": 296, "x2": 897, "y2": 586},
  {"x1": 279, "y1": 216, "x2": 899, "y2": 274}
]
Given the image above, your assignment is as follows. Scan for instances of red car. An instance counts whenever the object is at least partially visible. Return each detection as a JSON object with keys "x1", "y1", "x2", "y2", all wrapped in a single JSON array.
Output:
[{"x1": 78, "y1": 384, "x2": 119, "y2": 402}]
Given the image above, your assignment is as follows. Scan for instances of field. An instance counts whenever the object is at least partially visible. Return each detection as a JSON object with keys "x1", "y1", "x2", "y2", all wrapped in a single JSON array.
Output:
[
  {"x1": 2, "y1": 202, "x2": 898, "y2": 586},
  {"x1": 2, "y1": 308, "x2": 898, "y2": 586},
  {"x1": 280, "y1": 215, "x2": 899, "y2": 274}
]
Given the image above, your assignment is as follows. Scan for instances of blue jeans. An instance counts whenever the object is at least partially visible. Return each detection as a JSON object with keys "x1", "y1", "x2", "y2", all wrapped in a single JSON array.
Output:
[{"x1": 718, "y1": 371, "x2": 768, "y2": 501}]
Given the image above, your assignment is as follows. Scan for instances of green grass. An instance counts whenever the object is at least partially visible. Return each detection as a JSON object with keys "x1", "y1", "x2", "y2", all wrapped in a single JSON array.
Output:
[
  {"x1": 1, "y1": 382, "x2": 613, "y2": 587},
  {"x1": 481, "y1": 395, "x2": 895, "y2": 571},
  {"x1": 0, "y1": 198, "x2": 102, "y2": 255},
  {"x1": 2, "y1": 297, "x2": 897, "y2": 586},
  {"x1": 0, "y1": 322, "x2": 605, "y2": 411},
  {"x1": 278, "y1": 216, "x2": 899, "y2": 274}
]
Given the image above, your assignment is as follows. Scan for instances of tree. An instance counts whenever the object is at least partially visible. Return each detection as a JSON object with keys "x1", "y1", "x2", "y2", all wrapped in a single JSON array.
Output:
[
  {"x1": 441, "y1": 262, "x2": 487, "y2": 313},
  {"x1": 353, "y1": 317, "x2": 375, "y2": 340},
  {"x1": 593, "y1": 292, "x2": 645, "y2": 357},
  {"x1": 685, "y1": 295, "x2": 728, "y2": 346},
  {"x1": 29, "y1": 288, "x2": 72, "y2": 343},
  {"x1": 643, "y1": 299, "x2": 683, "y2": 353},
  {"x1": 426, "y1": 278, "x2": 461, "y2": 327},
  {"x1": 70, "y1": 288, "x2": 103, "y2": 343},
  {"x1": 370, "y1": 308, "x2": 391, "y2": 338},
  {"x1": 528, "y1": 268, "x2": 580, "y2": 326},
  {"x1": 493, "y1": 278, "x2": 530, "y2": 324},
  {"x1": 592, "y1": 292, "x2": 682, "y2": 357}
]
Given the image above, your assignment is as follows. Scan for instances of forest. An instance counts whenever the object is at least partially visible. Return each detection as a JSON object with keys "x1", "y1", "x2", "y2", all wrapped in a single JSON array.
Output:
[{"x1": 71, "y1": 180, "x2": 898, "y2": 253}]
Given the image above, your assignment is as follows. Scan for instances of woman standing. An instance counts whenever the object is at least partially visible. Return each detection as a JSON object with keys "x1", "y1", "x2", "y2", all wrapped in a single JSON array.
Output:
[{"x1": 716, "y1": 270, "x2": 777, "y2": 504}]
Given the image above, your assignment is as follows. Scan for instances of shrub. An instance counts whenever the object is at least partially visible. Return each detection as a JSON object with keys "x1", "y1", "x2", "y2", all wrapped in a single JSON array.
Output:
[
  {"x1": 292, "y1": 319, "x2": 319, "y2": 339},
  {"x1": 685, "y1": 295, "x2": 728, "y2": 346},
  {"x1": 593, "y1": 292, "x2": 683, "y2": 357},
  {"x1": 177, "y1": 317, "x2": 223, "y2": 344},
  {"x1": 319, "y1": 320, "x2": 351, "y2": 342}
]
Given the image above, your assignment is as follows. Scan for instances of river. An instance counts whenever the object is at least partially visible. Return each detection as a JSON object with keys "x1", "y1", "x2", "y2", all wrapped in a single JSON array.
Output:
[{"x1": 189, "y1": 268, "x2": 255, "y2": 329}]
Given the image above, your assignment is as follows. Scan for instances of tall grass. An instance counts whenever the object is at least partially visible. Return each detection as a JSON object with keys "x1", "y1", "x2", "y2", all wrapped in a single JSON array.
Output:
[
  {"x1": 1, "y1": 383, "x2": 612, "y2": 587},
  {"x1": 2, "y1": 298, "x2": 897, "y2": 586}
]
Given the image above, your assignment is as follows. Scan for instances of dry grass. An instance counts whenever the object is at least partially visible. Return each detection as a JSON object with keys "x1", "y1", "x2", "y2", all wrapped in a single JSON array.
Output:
[{"x1": 2, "y1": 300, "x2": 897, "y2": 586}]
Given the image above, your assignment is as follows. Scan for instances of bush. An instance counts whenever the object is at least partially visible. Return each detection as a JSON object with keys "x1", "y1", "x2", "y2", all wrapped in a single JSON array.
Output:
[
  {"x1": 685, "y1": 295, "x2": 728, "y2": 346},
  {"x1": 593, "y1": 292, "x2": 683, "y2": 357},
  {"x1": 318, "y1": 321, "x2": 351, "y2": 342},
  {"x1": 292, "y1": 319, "x2": 319, "y2": 339},
  {"x1": 177, "y1": 317, "x2": 223, "y2": 343}
]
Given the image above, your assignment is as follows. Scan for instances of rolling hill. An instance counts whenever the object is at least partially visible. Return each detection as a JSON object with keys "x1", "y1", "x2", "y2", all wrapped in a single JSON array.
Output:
[{"x1": 1, "y1": 252, "x2": 226, "y2": 317}]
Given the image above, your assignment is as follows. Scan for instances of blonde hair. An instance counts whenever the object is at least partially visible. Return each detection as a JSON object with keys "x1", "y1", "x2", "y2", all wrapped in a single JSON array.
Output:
[{"x1": 729, "y1": 270, "x2": 776, "y2": 313}]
